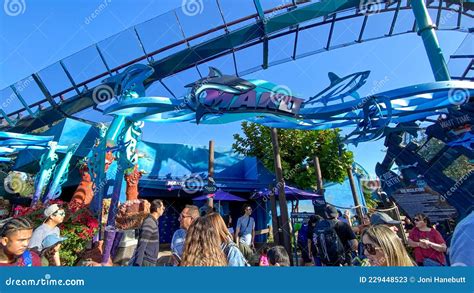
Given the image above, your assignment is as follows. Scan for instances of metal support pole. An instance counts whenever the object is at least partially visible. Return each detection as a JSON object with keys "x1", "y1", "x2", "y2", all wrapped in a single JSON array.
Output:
[
  {"x1": 208, "y1": 140, "x2": 214, "y2": 210},
  {"x1": 270, "y1": 127, "x2": 293, "y2": 265},
  {"x1": 411, "y1": 0, "x2": 451, "y2": 81},
  {"x1": 347, "y1": 166, "x2": 364, "y2": 221}
]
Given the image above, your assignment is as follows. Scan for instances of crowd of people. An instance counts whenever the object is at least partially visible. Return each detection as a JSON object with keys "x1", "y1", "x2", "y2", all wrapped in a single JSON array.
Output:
[
  {"x1": 0, "y1": 204, "x2": 66, "y2": 266},
  {"x1": 299, "y1": 205, "x2": 473, "y2": 267},
  {"x1": 0, "y1": 199, "x2": 472, "y2": 267}
]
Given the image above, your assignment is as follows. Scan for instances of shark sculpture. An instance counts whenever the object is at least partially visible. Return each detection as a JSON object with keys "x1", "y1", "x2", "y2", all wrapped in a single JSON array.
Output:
[{"x1": 305, "y1": 71, "x2": 370, "y2": 106}]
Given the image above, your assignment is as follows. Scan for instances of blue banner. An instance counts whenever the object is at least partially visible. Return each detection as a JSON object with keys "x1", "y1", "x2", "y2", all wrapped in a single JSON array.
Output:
[{"x1": 0, "y1": 267, "x2": 472, "y2": 293}]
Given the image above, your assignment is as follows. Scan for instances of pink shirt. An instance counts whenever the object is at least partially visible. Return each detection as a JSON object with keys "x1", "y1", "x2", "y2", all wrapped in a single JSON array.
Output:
[{"x1": 259, "y1": 255, "x2": 269, "y2": 266}]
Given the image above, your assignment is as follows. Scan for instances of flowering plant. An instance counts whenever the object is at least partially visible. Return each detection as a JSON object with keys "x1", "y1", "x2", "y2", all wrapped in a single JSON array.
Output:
[{"x1": 14, "y1": 200, "x2": 99, "y2": 266}]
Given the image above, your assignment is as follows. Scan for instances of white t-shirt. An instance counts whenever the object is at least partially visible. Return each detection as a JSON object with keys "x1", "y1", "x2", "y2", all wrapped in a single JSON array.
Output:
[{"x1": 28, "y1": 223, "x2": 60, "y2": 251}]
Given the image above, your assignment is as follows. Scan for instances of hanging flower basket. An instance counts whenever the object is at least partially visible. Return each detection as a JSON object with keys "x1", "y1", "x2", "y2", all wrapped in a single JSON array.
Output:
[{"x1": 114, "y1": 199, "x2": 150, "y2": 230}]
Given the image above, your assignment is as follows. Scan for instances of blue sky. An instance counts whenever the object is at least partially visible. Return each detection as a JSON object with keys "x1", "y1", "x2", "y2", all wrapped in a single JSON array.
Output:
[{"x1": 0, "y1": 0, "x2": 469, "y2": 177}]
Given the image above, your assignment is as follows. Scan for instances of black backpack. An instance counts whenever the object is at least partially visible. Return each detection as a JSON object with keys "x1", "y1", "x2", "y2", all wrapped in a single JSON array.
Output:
[{"x1": 313, "y1": 219, "x2": 346, "y2": 266}]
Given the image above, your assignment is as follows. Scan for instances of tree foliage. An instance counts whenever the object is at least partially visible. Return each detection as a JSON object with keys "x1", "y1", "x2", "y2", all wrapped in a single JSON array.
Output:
[{"x1": 232, "y1": 122, "x2": 353, "y2": 189}]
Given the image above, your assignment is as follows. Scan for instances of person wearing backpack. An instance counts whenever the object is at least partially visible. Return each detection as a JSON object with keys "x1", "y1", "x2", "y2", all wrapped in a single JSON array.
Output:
[
  {"x1": 297, "y1": 217, "x2": 311, "y2": 265},
  {"x1": 313, "y1": 205, "x2": 358, "y2": 266},
  {"x1": 207, "y1": 212, "x2": 248, "y2": 266},
  {"x1": 307, "y1": 215, "x2": 323, "y2": 266}
]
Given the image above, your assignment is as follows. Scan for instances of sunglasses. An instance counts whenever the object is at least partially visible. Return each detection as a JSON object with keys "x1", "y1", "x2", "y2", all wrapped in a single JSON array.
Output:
[
  {"x1": 54, "y1": 211, "x2": 65, "y2": 216},
  {"x1": 362, "y1": 242, "x2": 380, "y2": 255},
  {"x1": 179, "y1": 214, "x2": 192, "y2": 220}
]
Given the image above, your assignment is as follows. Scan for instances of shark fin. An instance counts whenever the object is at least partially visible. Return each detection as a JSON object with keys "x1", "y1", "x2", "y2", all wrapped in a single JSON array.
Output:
[
  {"x1": 195, "y1": 105, "x2": 206, "y2": 124},
  {"x1": 350, "y1": 92, "x2": 361, "y2": 100},
  {"x1": 208, "y1": 67, "x2": 223, "y2": 78},
  {"x1": 328, "y1": 72, "x2": 340, "y2": 85}
]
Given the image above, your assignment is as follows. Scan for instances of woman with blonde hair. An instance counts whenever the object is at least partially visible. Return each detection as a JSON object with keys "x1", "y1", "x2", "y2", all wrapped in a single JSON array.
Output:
[
  {"x1": 207, "y1": 212, "x2": 248, "y2": 266},
  {"x1": 180, "y1": 215, "x2": 227, "y2": 266},
  {"x1": 361, "y1": 225, "x2": 414, "y2": 266}
]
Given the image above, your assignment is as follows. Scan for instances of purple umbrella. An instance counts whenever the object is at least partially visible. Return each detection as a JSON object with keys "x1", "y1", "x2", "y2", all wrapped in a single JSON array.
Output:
[
  {"x1": 193, "y1": 190, "x2": 246, "y2": 201},
  {"x1": 194, "y1": 190, "x2": 246, "y2": 214},
  {"x1": 252, "y1": 185, "x2": 322, "y2": 201}
]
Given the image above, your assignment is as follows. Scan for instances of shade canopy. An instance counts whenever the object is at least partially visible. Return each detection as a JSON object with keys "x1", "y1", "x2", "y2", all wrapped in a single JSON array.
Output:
[
  {"x1": 193, "y1": 190, "x2": 246, "y2": 202},
  {"x1": 252, "y1": 185, "x2": 323, "y2": 201}
]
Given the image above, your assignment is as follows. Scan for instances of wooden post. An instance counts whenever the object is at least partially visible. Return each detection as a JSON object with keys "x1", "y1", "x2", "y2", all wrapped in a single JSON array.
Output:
[
  {"x1": 313, "y1": 156, "x2": 324, "y2": 194},
  {"x1": 207, "y1": 140, "x2": 214, "y2": 210},
  {"x1": 312, "y1": 155, "x2": 326, "y2": 217},
  {"x1": 269, "y1": 185, "x2": 280, "y2": 245},
  {"x1": 270, "y1": 127, "x2": 293, "y2": 265},
  {"x1": 347, "y1": 166, "x2": 364, "y2": 220},
  {"x1": 392, "y1": 202, "x2": 408, "y2": 244}
]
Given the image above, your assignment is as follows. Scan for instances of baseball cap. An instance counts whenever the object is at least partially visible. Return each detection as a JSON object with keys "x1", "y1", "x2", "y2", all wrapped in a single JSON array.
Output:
[
  {"x1": 44, "y1": 204, "x2": 61, "y2": 218},
  {"x1": 370, "y1": 212, "x2": 401, "y2": 226},
  {"x1": 41, "y1": 234, "x2": 67, "y2": 250}
]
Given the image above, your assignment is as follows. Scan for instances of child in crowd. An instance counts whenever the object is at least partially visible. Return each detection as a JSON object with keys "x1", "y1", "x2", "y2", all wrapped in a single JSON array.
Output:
[
  {"x1": 40, "y1": 234, "x2": 67, "y2": 266},
  {"x1": 259, "y1": 245, "x2": 269, "y2": 266}
]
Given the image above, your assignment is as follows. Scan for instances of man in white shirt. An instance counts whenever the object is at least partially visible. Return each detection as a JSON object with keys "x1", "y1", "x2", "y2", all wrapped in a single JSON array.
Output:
[{"x1": 28, "y1": 204, "x2": 65, "y2": 266}]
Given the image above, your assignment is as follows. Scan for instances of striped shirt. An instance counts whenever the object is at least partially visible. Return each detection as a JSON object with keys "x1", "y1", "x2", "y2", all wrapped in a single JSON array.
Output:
[{"x1": 129, "y1": 215, "x2": 160, "y2": 266}]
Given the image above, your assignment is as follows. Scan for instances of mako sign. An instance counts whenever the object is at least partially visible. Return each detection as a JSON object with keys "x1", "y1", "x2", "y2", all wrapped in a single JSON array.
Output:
[{"x1": 200, "y1": 89, "x2": 304, "y2": 115}]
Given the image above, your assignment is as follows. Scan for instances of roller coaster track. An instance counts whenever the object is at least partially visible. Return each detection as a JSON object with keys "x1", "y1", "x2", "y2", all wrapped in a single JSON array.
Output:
[{"x1": 0, "y1": 0, "x2": 472, "y2": 133}]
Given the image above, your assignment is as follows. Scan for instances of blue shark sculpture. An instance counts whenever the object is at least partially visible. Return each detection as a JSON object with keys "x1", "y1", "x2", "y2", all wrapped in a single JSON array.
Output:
[{"x1": 305, "y1": 71, "x2": 370, "y2": 106}]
